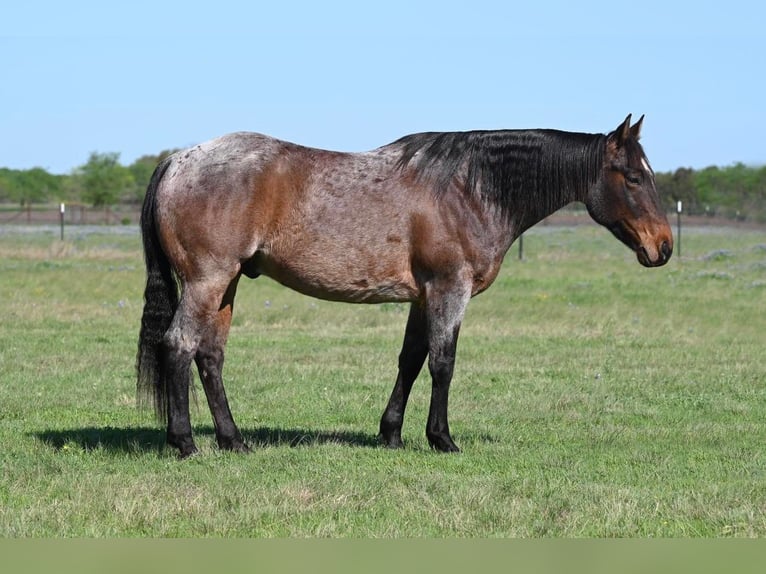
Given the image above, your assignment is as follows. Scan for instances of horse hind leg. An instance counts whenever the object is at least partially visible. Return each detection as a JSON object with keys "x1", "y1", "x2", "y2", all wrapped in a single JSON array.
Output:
[
  {"x1": 163, "y1": 274, "x2": 242, "y2": 457},
  {"x1": 162, "y1": 294, "x2": 204, "y2": 458},
  {"x1": 194, "y1": 274, "x2": 250, "y2": 453}
]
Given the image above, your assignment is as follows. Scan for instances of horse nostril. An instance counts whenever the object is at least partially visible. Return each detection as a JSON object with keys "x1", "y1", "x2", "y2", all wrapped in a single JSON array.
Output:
[{"x1": 661, "y1": 240, "x2": 672, "y2": 261}]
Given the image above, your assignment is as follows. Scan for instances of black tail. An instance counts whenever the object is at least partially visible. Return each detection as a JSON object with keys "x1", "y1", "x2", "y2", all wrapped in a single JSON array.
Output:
[{"x1": 136, "y1": 156, "x2": 176, "y2": 423}]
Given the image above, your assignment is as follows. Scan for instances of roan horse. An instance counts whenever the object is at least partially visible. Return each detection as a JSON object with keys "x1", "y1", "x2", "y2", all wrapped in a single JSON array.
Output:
[{"x1": 137, "y1": 114, "x2": 672, "y2": 457}]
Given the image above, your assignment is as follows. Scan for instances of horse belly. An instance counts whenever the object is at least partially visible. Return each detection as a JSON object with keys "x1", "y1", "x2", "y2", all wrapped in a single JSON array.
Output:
[{"x1": 255, "y1": 238, "x2": 419, "y2": 304}]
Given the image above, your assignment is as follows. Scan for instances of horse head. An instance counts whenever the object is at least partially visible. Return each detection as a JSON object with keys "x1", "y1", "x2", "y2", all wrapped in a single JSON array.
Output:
[{"x1": 586, "y1": 114, "x2": 673, "y2": 267}]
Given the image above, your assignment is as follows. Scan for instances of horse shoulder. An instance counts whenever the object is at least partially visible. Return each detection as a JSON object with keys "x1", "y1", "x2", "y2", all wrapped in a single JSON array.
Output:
[{"x1": 408, "y1": 189, "x2": 510, "y2": 297}]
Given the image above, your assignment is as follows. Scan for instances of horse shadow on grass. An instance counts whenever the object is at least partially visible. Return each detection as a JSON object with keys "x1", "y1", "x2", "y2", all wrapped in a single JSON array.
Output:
[{"x1": 33, "y1": 425, "x2": 380, "y2": 455}]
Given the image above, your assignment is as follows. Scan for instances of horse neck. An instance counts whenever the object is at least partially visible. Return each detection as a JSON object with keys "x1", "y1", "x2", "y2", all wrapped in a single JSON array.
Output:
[{"x1": 476, "y1": 130, "x2": 606, "y2": 235}]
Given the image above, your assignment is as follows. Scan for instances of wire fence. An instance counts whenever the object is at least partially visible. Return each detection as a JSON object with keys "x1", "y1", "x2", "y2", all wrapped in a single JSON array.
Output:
[
  {"x1": 0, "y1": 204, "x2": 141, "y2": 226},
  {"x1": 1, "y1": 203, "x2": 763, "y2": 231}
]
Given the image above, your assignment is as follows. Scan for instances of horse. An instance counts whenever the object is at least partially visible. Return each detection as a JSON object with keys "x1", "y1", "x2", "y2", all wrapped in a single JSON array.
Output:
[{"x1": 136, "y1": 114, "x2": 673, "y2": 458}]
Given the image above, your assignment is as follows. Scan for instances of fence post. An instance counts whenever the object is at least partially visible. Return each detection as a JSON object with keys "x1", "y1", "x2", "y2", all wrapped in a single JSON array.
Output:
[
  {"x1": 60, "y1": 203, "x2": 65, "y2": 240},
  {"x1": 676, "y1": 201, "x2": 682, "y2": 259}
]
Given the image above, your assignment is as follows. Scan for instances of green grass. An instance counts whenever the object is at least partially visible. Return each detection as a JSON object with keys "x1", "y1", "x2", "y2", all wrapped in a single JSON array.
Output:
[{"x1": 1, "y1": 223, "x2": 765, "y2": 537}]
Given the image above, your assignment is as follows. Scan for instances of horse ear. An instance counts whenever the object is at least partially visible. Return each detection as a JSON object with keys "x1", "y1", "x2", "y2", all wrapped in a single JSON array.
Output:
[
  {"x1": 614, "y1": 114, "x2": 632, "y2": 145},
  {"x1": 630, "y1": 114, "x2": 645, "y2": 139}
]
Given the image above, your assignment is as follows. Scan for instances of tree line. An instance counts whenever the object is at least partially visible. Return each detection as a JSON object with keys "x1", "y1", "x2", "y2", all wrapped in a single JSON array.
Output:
[
  {"x1": 1, "y1": 152, "x2": 765, "y2": 222},
  {"x1": 0, "y1": 150, "x2": 175, "y2": 208},
  {"x1": 654, "y1": 163, "x2": 766, "y2": 221}
]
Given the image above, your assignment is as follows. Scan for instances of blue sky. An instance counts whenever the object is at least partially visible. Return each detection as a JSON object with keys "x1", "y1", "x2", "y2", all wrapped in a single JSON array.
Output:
[{"x1": 2, "y1": 1, "x2": 764, "y2": 174}]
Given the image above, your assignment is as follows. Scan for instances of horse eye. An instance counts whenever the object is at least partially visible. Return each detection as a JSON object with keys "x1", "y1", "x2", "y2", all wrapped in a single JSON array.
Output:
[{"x1": 625, "y1": 173, "x2": 642, "y2": 186}]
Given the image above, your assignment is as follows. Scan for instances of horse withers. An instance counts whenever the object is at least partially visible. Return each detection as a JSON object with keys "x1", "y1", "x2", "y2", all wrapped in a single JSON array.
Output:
[{"x1": 136, "y1": 114, "x2": 672, "y2": 457}]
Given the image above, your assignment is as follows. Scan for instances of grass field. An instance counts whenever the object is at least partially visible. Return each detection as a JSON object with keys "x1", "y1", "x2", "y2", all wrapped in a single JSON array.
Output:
[{"x1": 0, "y1": 222, "x2": 764, "y2": 537}]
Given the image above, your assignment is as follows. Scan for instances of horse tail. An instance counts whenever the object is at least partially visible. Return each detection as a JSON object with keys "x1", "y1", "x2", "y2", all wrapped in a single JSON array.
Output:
[{"x1": 136, "y1": 156, "x2": 176, "y2": 423}]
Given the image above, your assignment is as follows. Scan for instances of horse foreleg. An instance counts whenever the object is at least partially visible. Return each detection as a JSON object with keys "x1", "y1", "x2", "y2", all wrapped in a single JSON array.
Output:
[
  {"x1": 195, "y1": 275, "x2": 250, "y2": 453},
  {"x1": 424, "y1": 283, "x2": 470, "y2": 453},
  {"x1": 379, "y1": 302, "x2": 428, "y2": 448}
]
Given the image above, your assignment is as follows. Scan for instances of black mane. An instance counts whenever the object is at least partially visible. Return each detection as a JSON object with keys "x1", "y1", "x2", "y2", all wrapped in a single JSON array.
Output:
[{"x1": 393, "y1": 129, "x2": 606, "y2": 224}]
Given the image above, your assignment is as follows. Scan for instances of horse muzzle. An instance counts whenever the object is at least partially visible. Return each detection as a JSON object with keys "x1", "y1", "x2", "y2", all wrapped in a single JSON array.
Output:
[
  {"x1": 609, "y1": 220, "x2": 673, "y2": 267},
  {"x1": 637, "y1": 237, "x2": 673, "y2": 267}
]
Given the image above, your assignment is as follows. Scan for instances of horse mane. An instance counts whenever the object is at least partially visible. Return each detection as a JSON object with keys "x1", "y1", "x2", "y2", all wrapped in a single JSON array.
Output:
[{"x1": 392, "y1": 129, "x2": 606, "y2": 222}]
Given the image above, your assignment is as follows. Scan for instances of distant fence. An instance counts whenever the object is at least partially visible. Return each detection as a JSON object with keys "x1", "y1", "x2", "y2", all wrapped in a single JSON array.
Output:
[
  {"x1": 0, "y1": 204, "x2": 142, "y2": 226},
  {"x1": 1, "y1": 203, "x2": 763, "y2": 231}
]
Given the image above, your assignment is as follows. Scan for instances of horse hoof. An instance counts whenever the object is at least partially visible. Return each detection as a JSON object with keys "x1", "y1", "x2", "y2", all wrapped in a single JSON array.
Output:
[
  {"x1": 219, "y1": 437, "x2": 252, "y2": 453},
  {"x1": 427, "y1": 436, "x2": 461, "y2": 453},
  {"x1": 377, "y1": 432, "x2": 404, "y2": 449},
  {"x1": 232, "y1": 442, "x2": 252, "y2": 454},
  {"x1": 168, "y1": 433, "x2": 198, "y2": 459},
  {"x1": 177, "y1": 445, "x2": 200, "y2": 459}
]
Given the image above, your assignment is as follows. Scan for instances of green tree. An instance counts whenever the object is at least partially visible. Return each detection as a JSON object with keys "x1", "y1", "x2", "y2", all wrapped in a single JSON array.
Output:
[
  {"x1": 75, "y1": 152, "x2": 134, "y2": 207},
  {"x1": 655, "y1": 163, "x2": 766, "y2": 221},
  {"x1": 128, "y1": 157, "x2": 157, "y2": 203},
  {"x1": 0, "y1": 167, "x2": 62, "y2": 205},
  {"x1": 21, "y1": 168, "x2": 61, "y2": 204},
  {"x1": 694, "y1": 165, "x2": 722, "y2": 214},
  {"x1": 0, "y1": 169, "x2": 13, "y2": 203},
  {"x1": 657, "y1": 167, "x2": 697, "y2": 213}
]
